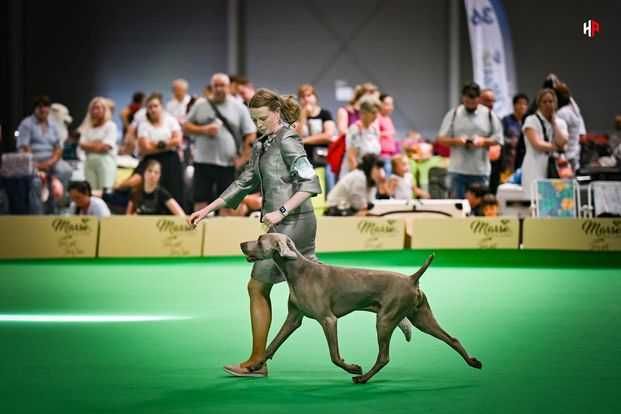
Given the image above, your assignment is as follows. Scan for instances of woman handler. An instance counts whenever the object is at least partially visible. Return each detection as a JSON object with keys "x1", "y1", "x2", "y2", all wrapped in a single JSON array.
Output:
[{"x1": 189, "y1": 88, "x2": 322, "y2": 377}]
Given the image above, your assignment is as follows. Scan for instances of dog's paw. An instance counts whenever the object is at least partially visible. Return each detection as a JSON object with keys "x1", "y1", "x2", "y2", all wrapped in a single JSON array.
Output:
[
  {"x1": 346, "y1": 364, "x2": 363, "y2": 375},
  {"x1": 352, "y1": 375, "x2": 368, "y2": 384},
  {"x1": 468, "y1": 357, "x2": 483, "y2": 369}
]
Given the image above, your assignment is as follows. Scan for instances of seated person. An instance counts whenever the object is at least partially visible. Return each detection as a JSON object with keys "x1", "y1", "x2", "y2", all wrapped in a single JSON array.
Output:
[
  {"x1": 465, "y1": 182, "x2": 488, "y2": 216},
  {"x1": 226, "y1": 193, "x2": 262, "y2": 217},
  {"x1": 17, "y1": 96, "x2": 73, "y2": 205},
  {"x1": 325, "y1": 153, "x2": 385, "y2": 216},
  {"x1": 68, "y1": 181, "x2": 111, "y2": 217},
  {"x1": 480, "y1": 193, "x2": 499, "y2": 217},
  {"x1": 404, "y1": 140, "x2": 447, "y2": 195},
  {"x1": 388, "y1": 154, "x2": 429, "y2": 200},
  {"x1": 126, "y1": 159, "x2": 185, "y2": 216}
]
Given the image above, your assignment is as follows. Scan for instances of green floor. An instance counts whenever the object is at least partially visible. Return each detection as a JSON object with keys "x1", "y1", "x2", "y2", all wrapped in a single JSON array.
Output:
[{"x1": 1, "y1": 250, "x2": 620, "y2": 414}]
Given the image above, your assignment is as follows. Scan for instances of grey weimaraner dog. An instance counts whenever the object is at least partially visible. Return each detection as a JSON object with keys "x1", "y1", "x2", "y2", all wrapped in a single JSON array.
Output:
[{"x1": 240, "y1": 233, "x2": 482, "y2": 384}]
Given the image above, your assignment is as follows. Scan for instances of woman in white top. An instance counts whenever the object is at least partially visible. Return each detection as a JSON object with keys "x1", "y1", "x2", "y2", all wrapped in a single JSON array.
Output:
[
  {"x1": 340, "y1": 98, "x2": 382, "y2": 180},
  {"x1": 326, "y1": 153, "x2": 386, "y2": 216},
  {"x1": 68, "y1": 180, "x2": 111, "y2": 217},
  {"x1": 136, "y1": 93, "x2": 184, "y2": 206},
  {"x1": 79, "y1": 97, "x2": 118, "y2": 190},
  {"x1": 521, "y1": 88, "x2": 568, "y2": 195}
]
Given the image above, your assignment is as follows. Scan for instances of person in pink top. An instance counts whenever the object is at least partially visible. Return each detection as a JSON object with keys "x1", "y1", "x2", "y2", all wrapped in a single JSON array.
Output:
[
  {"x1": 378, "y1": 93, "x2": 398, "y2": 174},
  {"x1": 335, "y1": 82, "x2": 379, "y2": 135}
]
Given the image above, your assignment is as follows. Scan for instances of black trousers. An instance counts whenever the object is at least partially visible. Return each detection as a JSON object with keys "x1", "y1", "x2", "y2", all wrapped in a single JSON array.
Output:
[{"x1": 193, "y1": 163, "x2": 236, "y2": 204}]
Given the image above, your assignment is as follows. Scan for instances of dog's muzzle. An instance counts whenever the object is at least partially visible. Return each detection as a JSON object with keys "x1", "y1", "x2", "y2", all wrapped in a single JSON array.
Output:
[{"x1": 240, "y1": 241, "x2": 261, "y2": 262}]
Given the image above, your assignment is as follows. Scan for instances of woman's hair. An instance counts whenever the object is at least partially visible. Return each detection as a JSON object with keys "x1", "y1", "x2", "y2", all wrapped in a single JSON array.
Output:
[
  {"x1": 466, "y1": 182, "x2": 488, "y2": 198},
  {"x1": 146, "y1": 92, "x2": 163, "y2": 105},
  {"x1": 358, "y1": 153, "x2": 384, "y2": 187},
  {"x1": 535, "y1": 88, "x2": 558, "y2": 110},
  {"x1": 249, "y1": 88, "x2": 300, "y2": 125},
  {"x1": 481, "y1": 193, "x2": 499, "y2": 207},
  {"x1": 143, "y1": 159, "x2": 162, "y2": 176},
  {"x1": 68, "y1": 180, "x2": 92, "y2": 196},
  {"x1": 297, "y1": 83, "x2": 317, "y2": 100},
  {"x1": 145, "y1": 92, "x2": 164, "y2": 122},
  {"x1": 132, "y1": 92, "x2": 145, "y2": 104},
  {"x1": 390, "y1": 154, "x2": 407, "y2": 172},
  {"x1": 79, "y1": 96, "x2": 112, "y2": 132},
  {"x1": 555, "y1": 82, "x2": 571, "y2": 108},
  {"x1": 349, "y1": 82, "x2": 379, "y2": 106},
  {"x1": 358, "y1": 97, "x2": 381, "y2": 114},
  {"x1": 379, "y1": 93, "x2": 391, "y2": 102}
]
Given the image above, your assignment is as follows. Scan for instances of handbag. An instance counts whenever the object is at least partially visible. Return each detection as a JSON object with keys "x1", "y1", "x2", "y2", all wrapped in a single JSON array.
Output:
[
  {"x1": 207, "y1": 99, "x2": 241, "y2": 155},
  {"x1": 535, "y1": 114, "x2": 573, "y2": 179},
  {"x1": 327, "y1": 133, "x2": 346, "y2": 175},
  {"x1": 309, "y1": 146, "x2": 328, "y2": 167}
]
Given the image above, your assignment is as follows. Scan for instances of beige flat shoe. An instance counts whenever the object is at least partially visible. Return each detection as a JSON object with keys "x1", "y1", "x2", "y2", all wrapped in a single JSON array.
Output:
[{"x1": 223, "y1": 363, "x2": 268, "y2": 378}]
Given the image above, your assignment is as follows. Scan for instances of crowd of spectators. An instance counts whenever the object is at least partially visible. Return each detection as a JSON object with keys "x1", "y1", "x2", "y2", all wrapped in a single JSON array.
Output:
[{"x1": 2, "y1": 71, "x2": 618, "y2": 219}]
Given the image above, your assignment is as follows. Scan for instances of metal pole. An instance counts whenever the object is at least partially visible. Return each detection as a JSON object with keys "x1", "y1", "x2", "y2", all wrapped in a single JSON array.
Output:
[
  {"x1": 227, "y1": 0, "x2": 240, "y2": 75},
  {"x1": 448, "y1": 0, "x2": 460, "y2": 109},
  {"x1": 8, "y1": 0, "x2": 24, "y2": 137}
]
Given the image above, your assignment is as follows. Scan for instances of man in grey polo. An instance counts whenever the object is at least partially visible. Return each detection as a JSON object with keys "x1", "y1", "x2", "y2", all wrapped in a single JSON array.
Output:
[
  {"x1": 436, "y1": 82, "x2": 503, "y2": 198},
  {"x1": 183, "y1": 73, "x2": 256, "y2": 212}
]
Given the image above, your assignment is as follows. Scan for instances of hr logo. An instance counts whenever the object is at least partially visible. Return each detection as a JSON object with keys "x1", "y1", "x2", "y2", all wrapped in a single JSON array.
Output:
[{"x1": 583, "y1": 19, "x2": 600, "y2": 38}]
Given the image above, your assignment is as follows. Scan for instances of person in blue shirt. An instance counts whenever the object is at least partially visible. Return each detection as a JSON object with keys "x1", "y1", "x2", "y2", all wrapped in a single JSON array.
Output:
[{"x1": 17, "y1": 96, "x2": 73, "y2": 203}]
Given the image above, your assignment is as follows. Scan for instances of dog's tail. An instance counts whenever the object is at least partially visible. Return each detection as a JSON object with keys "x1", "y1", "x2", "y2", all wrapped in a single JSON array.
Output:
[{"x1": 410, "y1": 254, "x2": 434, "y2": 284}]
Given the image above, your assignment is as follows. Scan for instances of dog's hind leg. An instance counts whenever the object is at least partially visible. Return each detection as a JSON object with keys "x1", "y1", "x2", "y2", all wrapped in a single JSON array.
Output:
[
  {"x1": 352, "y1": 314, "x2": 399, "y2": 384},
  {"x1": 408, "y1": 295, "x2": 482, "y2": 369},
  {"x1": 319, "y1": 315, "x2": 363, "y2": 375}
]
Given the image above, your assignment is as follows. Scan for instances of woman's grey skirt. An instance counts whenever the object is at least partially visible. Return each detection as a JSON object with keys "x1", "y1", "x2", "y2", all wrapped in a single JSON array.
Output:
[{"x1": 251, "y1": 211, "x2": 317, "y2": 284}]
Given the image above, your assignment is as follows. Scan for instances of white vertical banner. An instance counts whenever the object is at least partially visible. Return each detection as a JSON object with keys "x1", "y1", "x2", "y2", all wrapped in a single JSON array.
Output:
[{"x1": 464, "y1": 0, "x2": 517, "y2": 117}]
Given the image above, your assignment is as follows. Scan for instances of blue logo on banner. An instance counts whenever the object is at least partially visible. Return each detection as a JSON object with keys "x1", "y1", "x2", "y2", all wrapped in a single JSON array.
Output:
[{"x1": 471, "y1": 7, "x2": 495, "y2": 25}]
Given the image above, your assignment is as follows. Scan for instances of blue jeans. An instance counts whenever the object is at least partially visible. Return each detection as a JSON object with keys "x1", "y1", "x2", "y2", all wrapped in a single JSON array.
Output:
[
  {"x1": 324, "y1": 166, "x2": 336, "y2": 195},
  {"x1": 448, "y1": 173, "x2": 489, "y2": 199}
]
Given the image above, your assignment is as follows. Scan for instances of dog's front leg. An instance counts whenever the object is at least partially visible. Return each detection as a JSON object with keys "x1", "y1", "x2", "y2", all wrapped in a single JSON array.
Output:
[
  {"x1": 249, "y1": 299, "x2": 304, "y2": 371},
  {"x1": 319, "y1": 316, "x2": 363, "y2": 375}
]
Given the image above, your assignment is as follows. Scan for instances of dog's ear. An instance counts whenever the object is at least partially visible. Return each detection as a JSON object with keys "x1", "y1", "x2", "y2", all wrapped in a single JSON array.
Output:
[{"x1": 276, "y1": 238, "x2": 297, "y2": 260}]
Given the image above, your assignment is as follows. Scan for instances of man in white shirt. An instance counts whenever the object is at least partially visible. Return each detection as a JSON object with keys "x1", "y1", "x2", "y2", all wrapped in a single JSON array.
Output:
[
  {"x1": 436, "y1": 82, "x2": 503, "y2": 198},
  {"x1": 555, "y1": 83, "x2": 586, "y2": 170},
  {"x1": 166, "y1": 79, "x2": 192, "y2": 124}
]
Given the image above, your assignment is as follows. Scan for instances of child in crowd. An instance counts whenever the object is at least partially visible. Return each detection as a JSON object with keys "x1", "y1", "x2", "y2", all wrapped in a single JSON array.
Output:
[
  {"x1": 127, "y1": 159, "x2": 185, "y2": 216},
  {"x1": 480, "y1": 194, "x2": 499, "y2": 217},
  {"x1": 465, "y1": 182, "x2": 488, "y2": 216},
  {"x1": 388, "y1": 154, "x2": 429, "y2": 200},
  {"x1": 403, "y1": 137, "x2": 447, "y2": 196}
]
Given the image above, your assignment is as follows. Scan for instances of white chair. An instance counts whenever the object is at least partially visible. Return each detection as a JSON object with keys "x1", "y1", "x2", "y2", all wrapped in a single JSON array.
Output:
[
  {"x1": 497, "y1": 182, "x2": 531, "y2": 217},
  {"x1": 587, "y1": 181, "x2": 621, "y2": 217}
]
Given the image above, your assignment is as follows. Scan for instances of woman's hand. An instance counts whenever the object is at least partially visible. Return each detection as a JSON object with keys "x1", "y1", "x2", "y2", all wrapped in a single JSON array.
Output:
[
  {"x1": 454, "y1": 136, "x2": 468, "y2": 146},
  {"x1": 188, "y1": 208, "x2": 210, "y2": 228},
  {"x1": 262, "y1": 211, "x2": 284, "y2": 227}
]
